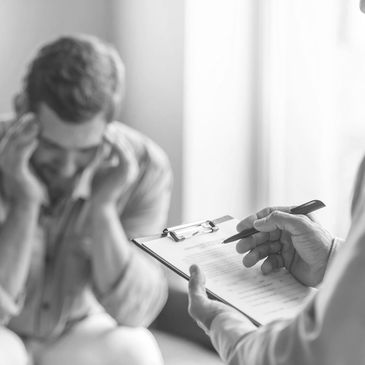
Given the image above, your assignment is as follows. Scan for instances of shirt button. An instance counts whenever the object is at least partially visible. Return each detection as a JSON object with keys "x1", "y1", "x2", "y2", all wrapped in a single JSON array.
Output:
[
  {"x1": 42, "y1": 302, "x2": 50, "y2": 311},
  {"x1": 45, "y1": 255, "x2": 52, "y2": 265}
]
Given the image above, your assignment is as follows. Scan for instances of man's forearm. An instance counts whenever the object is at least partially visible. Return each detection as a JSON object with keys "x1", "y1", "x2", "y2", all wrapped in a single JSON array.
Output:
[
  {"x1": 88, "y1": 204, "x2": 167, "y2": 326},
  {"x1": 0, "y1": 200, "x2": 40, "y2": 298},
  {"x1": 89, "y1": 204, "x2": 132, "y2": 295}
]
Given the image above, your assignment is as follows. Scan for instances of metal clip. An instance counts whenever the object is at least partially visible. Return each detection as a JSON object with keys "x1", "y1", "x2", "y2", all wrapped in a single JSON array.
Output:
[{"x1": 163, "y1": 220, "x2": 219, "y2": 242}]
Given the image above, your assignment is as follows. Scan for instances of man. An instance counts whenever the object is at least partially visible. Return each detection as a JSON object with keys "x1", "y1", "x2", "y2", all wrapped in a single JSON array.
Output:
[
  {"x1": 0, "y1": 35, "x2": 171, "y2": 365},
  {"x1": 188, "y1": 2, "x2": 365, "y2": 363}
]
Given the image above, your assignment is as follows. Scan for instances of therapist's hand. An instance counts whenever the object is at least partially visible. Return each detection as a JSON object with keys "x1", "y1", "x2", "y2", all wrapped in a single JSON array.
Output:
[
  {"x1": 188, "y1": 265, "x2": 231, "y2": 332},
  {"x1": 236, "y1": 207, "x2": 333, "y2": 286}
]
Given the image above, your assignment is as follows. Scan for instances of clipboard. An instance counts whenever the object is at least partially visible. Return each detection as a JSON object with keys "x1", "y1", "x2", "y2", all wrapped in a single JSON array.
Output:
[{"x1": 133, "y1": 216, "x2": 314, "y2": 326}]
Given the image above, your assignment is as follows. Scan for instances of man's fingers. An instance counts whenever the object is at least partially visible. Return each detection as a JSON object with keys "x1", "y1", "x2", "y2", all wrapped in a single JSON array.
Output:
[
  {"x1": 261, "y1": 254, "x2": 285, "y2": 274},
  {"x1": 111, "y1": 143, "x2": 138, "y2": 184},
  {"x1": 8, "y1": 118, "x2": 39, "y2": 148},
  {"x1": 242, "y1": 241, "x2": 282, "y2": 267},
  {"x1": 254, "y1": 211, "x2": 312, "y2": 235},
  {"x1": 21, "y1": 139, "x2": 38, "y2": 161}
]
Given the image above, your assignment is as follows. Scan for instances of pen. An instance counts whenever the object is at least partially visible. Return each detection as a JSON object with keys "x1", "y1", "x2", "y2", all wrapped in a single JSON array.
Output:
[{"x1": 222, "y1": 199, "x2": 326, "y2": 244}]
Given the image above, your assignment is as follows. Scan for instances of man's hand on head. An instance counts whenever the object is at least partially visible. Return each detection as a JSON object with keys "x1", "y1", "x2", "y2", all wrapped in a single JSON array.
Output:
[
  {"x1": 89, "y1": 143, "x2": 137, "y2": 210},
  {"x1": 0, "y1": 114, "x2": 47, "y2": 205}
]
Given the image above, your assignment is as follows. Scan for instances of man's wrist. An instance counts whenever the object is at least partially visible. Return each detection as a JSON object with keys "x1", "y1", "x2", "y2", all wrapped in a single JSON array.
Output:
[
  {"x1": 88, "y1": 202, "x2": 116, "y2": 218},
  {"x1": 12, "y1": 196, "x2": 41, "y2": 211}
]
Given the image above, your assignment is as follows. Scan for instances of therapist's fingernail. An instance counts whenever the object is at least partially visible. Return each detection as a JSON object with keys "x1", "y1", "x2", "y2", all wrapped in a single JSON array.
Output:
[
  {"x1": 262, "y1": 262, "x2": 272, "y2": 274},
  {"x1": 243, "y1": 252, "x2": 257, "y2": 267},
  {"x1": 253, "y1": 219, "x2": 263, "y2": 228}
]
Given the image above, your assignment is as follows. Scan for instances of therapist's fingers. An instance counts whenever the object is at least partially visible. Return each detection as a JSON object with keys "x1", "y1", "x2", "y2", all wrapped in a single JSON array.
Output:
[
  {"x1": 261, "y1": 254, "x2": 285, "y2": 274},
  {"x1": 236, "y1": 214, "x2": 257, "y2": 232},
  {"x1": 188, "y1": 265, "x2": 235, "y2": 332},
  {"x1": 188, "y1": 265, "x2": 207, "y2": 300},
  {"x1": 188, "y1": 265, "x2": 211, "y2": 331},
  {"x1": 255, "y1": 206, "x2": 291, "y2": 219},
  {"x1": 242, "y1": 241, "x2": 282, "y2": 267},
  {"x1": 236, "y1": 229, "x2": 281, "y2": 254},
  {"x1": 236, "y1": 233, "x2": 268, "y2": 253},
  {"x1": 236, "y1": 206, "x2": 293, "y2": 232},
  {"x1": 254, "y1": 211, "x2": 312, "y2": 236},
  {"x1": 306, "y1": 212, "x2": 319, "y2": 223}
]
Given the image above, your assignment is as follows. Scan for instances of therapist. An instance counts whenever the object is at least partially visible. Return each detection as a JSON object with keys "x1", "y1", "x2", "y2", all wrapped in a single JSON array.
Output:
[{"x1": 188, "y1": 2, "x2": 365, "y2": 363}]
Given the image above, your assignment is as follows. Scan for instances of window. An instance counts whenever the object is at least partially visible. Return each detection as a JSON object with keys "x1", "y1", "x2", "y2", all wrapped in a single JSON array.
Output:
[{"x1": 184, "y1": 0, "x2": 365, "y2": 237}]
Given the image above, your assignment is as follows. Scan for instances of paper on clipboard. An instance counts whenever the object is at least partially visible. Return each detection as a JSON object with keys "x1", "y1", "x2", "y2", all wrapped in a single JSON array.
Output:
[{"x1": 133, "y1": 216, "x2": 314, "y2": 326}]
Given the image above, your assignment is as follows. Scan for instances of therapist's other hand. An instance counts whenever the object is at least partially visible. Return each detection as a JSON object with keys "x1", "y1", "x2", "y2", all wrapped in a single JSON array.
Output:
[
  {"x1": 236, "y1": 207, "x2": 333, "y2": 286},
  {"x1": 188, "y1": 265, "x2": 229, "y2": 332}
]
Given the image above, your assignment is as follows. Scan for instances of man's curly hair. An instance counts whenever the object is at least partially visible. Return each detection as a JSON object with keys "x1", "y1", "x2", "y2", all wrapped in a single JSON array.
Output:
[{"x1": 24, "y1": 34, "x2": 125, "y2": 123}]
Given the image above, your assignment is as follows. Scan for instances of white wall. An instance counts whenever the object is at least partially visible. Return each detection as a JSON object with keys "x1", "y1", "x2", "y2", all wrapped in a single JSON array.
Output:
[
  {"x1": 111, "y1": 0, "x2": 184, "y2": 226},
  {"x1": 0, "y1": 0, "x2": 113, "y2": 113},
  {"x1": 183, "y1": 0, "x2": 258, "y2": 222},
  {"x1": 260, "y1": 0, "x2": 365, "y2": 237}
]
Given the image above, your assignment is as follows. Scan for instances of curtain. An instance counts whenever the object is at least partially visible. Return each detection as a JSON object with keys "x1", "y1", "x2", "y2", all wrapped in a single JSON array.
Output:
[{"x1": 260, "y1": 0, "x2": 365, "y2": 237}]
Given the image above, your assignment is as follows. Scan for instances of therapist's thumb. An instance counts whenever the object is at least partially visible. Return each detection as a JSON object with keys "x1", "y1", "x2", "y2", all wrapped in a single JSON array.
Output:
[
  {"x1": 253, "y1": 211, "x2": 310, "y2": 235},
  {"x1": 189, "y1": 265, "x2": 207, "y2": 299}
]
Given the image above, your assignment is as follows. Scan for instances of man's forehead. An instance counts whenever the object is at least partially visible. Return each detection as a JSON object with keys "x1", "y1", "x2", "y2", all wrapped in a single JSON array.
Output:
[{"x1": 37, "y1": 103, "x2": 107, "y2": 149}]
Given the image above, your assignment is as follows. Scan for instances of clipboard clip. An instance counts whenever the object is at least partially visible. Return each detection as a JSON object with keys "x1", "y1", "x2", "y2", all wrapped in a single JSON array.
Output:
[{"x1": 163, "y1": 220, "x2": 219, "y2": 242}]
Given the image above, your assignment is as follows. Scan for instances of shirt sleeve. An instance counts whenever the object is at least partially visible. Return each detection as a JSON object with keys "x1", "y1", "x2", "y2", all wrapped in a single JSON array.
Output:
[
  {"x1": 325, "y1": 237, "x2": 343, "y2": 272},
  {"x1": 0, "y1": 285, "x2": 23, "y2": 325},
  {"x1": 351, "y1": 155, "x2": 365, "y2": 217},
  {"x1": 93, "y1": 250, "x2": 168, "y2": 327},
  {"x1": 0, "y1": 118, "x2": 24, "y2": 324},
  {"x1": 209, "y1": 295, "x2": 325, "y2": 365},
  {"x1": 209, "y1": 194, "x2": 365, "y2": 365},
  {"x1": 120, "y1": 137, "x2": 173, "y2": 239}
]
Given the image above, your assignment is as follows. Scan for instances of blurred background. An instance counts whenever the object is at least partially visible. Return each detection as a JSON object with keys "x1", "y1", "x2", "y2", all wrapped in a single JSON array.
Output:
[{"x1": 1, "y1": 0, "x2": 365, "y2": 238}]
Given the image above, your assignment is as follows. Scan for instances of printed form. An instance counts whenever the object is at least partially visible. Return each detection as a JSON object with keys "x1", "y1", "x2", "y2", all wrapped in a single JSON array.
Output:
[{"x1": 143, "y1": 219, "x2": 314, "y2": 325}]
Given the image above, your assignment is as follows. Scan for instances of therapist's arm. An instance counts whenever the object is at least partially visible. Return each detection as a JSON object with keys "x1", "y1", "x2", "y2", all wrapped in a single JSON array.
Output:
[
  {"x1": 189, "y1": 265, "x2": 320, "y2": 365},
  {"x1": 189, "y1": 197, "x2": 365, "y2": 365}
]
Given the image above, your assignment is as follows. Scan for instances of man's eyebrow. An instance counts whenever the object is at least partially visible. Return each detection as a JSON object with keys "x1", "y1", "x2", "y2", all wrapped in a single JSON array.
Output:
[{"x1": 38, "y1": 136, "x2": 100, "y2": 152}]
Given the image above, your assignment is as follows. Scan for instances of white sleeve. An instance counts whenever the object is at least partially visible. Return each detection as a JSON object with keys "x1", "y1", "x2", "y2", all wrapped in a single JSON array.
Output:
[
  {"x1": 0, "y1": 285, "x2": 23, "y2": 325},
  {"x1": 325, "y1": 237, "x2": 343, "y2": 272}
]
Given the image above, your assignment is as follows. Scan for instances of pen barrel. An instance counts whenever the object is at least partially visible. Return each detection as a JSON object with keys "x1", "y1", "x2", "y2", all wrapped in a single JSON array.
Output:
[{"x1": 289, "y1": 199, "x2": 325, "y2": 215}]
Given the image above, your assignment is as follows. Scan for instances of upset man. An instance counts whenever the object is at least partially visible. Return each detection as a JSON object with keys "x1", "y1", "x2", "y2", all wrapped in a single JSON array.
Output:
[{"x1": 0, "y1": 35, "x2": 171, "y2": 365}]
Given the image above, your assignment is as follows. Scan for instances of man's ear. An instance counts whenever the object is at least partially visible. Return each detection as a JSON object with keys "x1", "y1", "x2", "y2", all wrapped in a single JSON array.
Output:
[{"x1": 13, "y1": 92, "x2": 29, "y2": 117}]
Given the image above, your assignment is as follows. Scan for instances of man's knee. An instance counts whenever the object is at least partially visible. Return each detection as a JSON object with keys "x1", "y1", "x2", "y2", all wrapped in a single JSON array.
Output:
[
  {"x1": 104, "y1": 327, "x2": 163, "y2": 365},
  {"x1": 0, "y1": 327, "x2": 28, "y2": 365}
]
